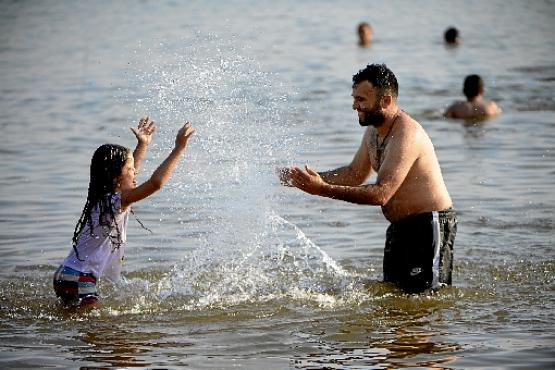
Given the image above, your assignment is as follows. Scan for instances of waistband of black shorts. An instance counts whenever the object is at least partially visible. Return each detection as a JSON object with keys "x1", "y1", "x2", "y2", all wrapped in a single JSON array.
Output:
[{"x1": 392, "y1": 207, "x2": 456, "y2": 227}]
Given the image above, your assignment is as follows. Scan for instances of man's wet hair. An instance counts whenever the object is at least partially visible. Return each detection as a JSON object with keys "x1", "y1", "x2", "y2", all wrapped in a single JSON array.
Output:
[
  {"x1": 352, "y1": 63, "x2": 398, "y2": 99},
  {"x1": 444, "y1": 27, "x2": 459, "y2": 44},
  {"x1": 463, "y1": 74, "x2": 484, "y2": 100}
]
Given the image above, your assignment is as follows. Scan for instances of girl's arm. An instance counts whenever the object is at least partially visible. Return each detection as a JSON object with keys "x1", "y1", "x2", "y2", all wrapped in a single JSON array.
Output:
[
  {"x1": 130, "y1": 116, "x2": 156, "y2": 174},
  {"x1": 122, "y1": 122, "x2": 196, "y2": 209}
]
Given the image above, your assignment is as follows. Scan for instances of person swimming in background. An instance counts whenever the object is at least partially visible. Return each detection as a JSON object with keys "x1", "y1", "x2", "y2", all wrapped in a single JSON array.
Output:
[
  {"x1": 444, "y1": 27, "x2": 459, "y2": 45},
  {"x1": 357, "y1": 22, "x2": 373, "y2": 47},
  {"x1": 53, "y1": 117, "x2": 196, "y2": 307},
  {"x1": 444, "y1": 74, "x2": 500, "y2": 121}
]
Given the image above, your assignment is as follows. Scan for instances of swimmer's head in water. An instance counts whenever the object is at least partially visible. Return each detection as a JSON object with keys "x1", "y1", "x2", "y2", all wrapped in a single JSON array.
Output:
[
  {"x1": 357, "y1": 22, "x2": 373, "y2": 46},
  {"x1": 444, "y1": 27, "x2": 459, "y2": 44},
  {"x1": 463, "y1": 74, "x2": 484, "y2": 100}
]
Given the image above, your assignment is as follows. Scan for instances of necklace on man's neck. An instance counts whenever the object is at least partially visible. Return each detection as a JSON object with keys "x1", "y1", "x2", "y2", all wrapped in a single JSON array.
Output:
[{"x1": 375, "y1": 110, "x2": 401, "y2": 167}]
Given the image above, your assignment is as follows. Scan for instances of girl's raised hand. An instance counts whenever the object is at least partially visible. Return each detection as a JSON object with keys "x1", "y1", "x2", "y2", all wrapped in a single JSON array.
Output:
[
  {"x1": 131, "y1": 116, "x2": 156, "y2": 145},
  {"x1": 175, "y1": 122, "x2": 196, "y2": 150}
]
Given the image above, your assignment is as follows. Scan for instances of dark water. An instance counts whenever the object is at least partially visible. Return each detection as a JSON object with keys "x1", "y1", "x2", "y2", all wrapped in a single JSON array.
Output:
[{"x1": 1, "y1": 0, "x2": 554, "y2": 368}]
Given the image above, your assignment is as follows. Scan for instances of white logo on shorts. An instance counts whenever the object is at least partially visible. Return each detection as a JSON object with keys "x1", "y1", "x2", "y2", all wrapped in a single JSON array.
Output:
[{"x1": 410, "y1": 267, "x2": 422, "y2": 276}]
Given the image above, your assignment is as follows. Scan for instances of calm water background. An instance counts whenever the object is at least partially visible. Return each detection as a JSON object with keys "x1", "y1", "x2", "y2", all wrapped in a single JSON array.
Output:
[{"x1": 1, "y1": 0, "x2": 554, "y2": 368}]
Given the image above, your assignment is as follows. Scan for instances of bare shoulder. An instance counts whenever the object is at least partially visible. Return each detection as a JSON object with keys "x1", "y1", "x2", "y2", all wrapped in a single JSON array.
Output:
[
  {"x1": 487, "y1": 100, "x2": 501, "y2": 115},
  {"x1": 398, "y1": 113, "x2": 424, "y2": 137},
  {"x1": 394, "y1": 114, "x2": 429, "y2": 153},
  {"x1": 444, "y1": 101, "x2": 468, "y2": 118}
]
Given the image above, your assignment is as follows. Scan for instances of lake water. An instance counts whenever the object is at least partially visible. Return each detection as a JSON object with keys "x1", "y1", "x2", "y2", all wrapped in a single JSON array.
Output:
[{"x1": 0, "y1": 0, "x2": 554, "y2": 369}]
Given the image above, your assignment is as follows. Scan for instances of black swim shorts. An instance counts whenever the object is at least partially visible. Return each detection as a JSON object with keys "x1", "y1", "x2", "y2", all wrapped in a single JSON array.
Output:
[{"x1": 383, "y1": 208, "x2": 457, "y2": 293}]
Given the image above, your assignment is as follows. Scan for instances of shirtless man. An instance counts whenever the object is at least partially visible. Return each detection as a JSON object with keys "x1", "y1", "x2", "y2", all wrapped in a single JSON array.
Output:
[
  {"x1": 444, "y1": 74, "x2": 500, "y2": 120},
  {"x1": 280, "y1": 64, "x2": 457, "y2": 293}
]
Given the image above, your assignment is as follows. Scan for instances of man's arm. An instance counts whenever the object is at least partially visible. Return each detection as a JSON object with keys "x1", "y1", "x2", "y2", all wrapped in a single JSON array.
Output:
[
  {"x1": 291, "y1": 123, "x2": 419, "y2": 206},
  {"x1": 279, "y1": 128, "x2": 373, "y2": 187},
  {"x1": 320, "y1": 127, "x2": 373, "y2": 185}
]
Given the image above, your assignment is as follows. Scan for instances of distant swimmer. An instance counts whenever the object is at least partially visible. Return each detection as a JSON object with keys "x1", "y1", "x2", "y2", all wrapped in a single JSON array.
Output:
[
  {"x1": 279, "y1": 64, "x2": 457, "y2": 294},
  {"x1": 444, "y1": 74, "x2": 501, "y2": 120},
  {"x1": 444, "y1": 27, "x2": 459, "y2": 45},
  {"x1": 357, "y1": 22, "x2": 373, "y2": 47},
  {"x1": 53, "y1": 117, "x2": 196, "y2": 307}
]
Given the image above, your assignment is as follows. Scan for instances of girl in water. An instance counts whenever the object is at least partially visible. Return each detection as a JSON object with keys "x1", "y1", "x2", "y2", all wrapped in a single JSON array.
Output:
[{"x1": 53, "y1": 117, "x2": 196, "y2": 307}]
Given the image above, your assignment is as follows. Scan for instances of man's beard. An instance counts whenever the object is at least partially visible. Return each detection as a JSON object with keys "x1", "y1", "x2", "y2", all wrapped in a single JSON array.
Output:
[{"x1": 358, "y1": 107, "x2": 386, "y2": 127}]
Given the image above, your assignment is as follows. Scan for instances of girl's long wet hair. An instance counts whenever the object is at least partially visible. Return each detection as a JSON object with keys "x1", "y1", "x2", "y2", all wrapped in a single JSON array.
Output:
[{"x1": 72, "y1": 144, "x2": 130, "y2": 260}]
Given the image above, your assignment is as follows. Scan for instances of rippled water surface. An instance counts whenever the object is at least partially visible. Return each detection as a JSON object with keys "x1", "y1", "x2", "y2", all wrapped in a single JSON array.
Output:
[{"x1": 1, "y1": 0, "x2": 554, "y2": 369}]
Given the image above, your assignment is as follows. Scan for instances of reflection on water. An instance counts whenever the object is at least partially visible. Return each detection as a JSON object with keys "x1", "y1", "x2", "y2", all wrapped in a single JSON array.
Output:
[
  {"x1": 75, "y1": 326, "x2": 155, "y2": 368},
  {"x1": 292, "y1": 296, "x2": 462, "y2": 369},
  {"x1": 0, "y1": 252, "x2": 552, "y2": 368}
]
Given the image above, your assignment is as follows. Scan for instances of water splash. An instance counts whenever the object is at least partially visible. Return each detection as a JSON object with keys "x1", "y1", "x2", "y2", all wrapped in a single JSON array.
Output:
[
  {"x1": 118, "y1": 34, "x2": 364, "y2": 309},
  {"x1": 148, "y1": 210, "x2": 355, "y2": 309},
  {"x1": 126, "y1": 33, "x2": 310, "y2": 248}
]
